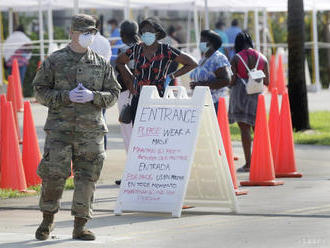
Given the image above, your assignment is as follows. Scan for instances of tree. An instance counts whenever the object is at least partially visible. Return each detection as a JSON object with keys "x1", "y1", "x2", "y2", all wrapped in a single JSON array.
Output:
[{"x1": 287, "y1": 0, "x2": 310, "y2": 131}]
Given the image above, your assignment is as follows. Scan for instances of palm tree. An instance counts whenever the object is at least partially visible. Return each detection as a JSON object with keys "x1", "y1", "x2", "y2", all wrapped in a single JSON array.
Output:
[{"x1": 287, "y1": 0, "x2": 310, "y2": 130}]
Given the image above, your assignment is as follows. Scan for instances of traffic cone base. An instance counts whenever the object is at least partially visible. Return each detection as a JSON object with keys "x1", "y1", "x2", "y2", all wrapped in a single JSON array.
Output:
[
  {"x1": 20, "y1": 189, "x2": 37, "y2": 194},
  {"x1": 240, "y1": 180, "x2": 284, "y2": 186},
  {"x1": 235, "y1": 189, "x2": 248, "y2": 195},
  {"x1": 276, "y1": 172, "x2": 303, "y2": 178}
]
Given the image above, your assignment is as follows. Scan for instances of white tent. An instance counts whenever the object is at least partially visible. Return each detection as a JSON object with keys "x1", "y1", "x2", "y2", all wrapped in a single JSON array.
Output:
[{"x1": 1, "y1": 0, "x2": 329, "y2": 89}]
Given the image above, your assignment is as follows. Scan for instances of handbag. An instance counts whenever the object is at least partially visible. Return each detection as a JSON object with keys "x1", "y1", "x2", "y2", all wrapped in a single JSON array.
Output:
[
  {"x1": 236, "y1": 52, "x2": 265, "y2": 95},
  {"x1": 118, "y1": 93, "x2": 133, "y2": 124},
  {"x1": 118, "y1": 103, "x2": 132, "y2": 124}
]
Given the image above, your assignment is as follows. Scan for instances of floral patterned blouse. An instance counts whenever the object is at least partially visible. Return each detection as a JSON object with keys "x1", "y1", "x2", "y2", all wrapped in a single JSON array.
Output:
[{"x1": 190, "y1": 50, "x2": 231, "y2": 103}]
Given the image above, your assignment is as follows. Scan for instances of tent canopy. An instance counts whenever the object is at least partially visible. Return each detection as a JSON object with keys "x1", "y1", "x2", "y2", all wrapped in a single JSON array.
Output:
[{"x1": 2, "y1": 0, "x2": 330, "y2": 12}]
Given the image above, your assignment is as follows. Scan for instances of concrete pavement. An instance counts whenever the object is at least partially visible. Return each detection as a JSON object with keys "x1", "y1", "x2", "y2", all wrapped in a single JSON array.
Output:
[{"x1": 0, "y1": 91, "x2": 330, "y2": 248}]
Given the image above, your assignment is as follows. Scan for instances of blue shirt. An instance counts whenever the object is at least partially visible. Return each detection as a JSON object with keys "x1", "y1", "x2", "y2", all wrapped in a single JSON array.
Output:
[
  {"x1": 226, "y1": 26, "x2": 242, "y2": 59},
  {"x1": 109, "y1": 28, "x2": 123, "y2": 62},
  {"x1": 190, "y1": 51, "x2": 231, "y2": 103},
  {"x1": 215, "y1": 29, "x2": 228, "y2": 55}
]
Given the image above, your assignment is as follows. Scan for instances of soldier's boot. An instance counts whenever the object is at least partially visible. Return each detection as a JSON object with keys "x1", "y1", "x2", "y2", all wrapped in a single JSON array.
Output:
[
  {"x1": 35, "y1": 212, "x2": 55, "y2": 240},
  {"x1": 72, "y1": 217, "x2": 95, "y2": 240}
]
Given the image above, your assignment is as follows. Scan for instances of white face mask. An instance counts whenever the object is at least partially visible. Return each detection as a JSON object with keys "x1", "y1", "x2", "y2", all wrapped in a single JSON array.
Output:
[{"x1": 78, "y1": 33, "x2": 95, "y2": 48}]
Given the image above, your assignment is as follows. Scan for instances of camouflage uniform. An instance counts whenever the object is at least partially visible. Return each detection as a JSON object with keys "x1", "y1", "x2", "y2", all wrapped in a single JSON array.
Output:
[{"x1": 33, "y1": 15, "x2": 121, "y2": 219}]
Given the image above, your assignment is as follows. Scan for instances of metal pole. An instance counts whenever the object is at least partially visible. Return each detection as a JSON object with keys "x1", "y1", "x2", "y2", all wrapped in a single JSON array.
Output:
[
  {"x1": 312, "y1": 6, "x2": 321, "y2": 91},
  {"x1": 243, "y1": 11, "x2": 248, "y2": 31},
  {"x1": 38, "y1": 0, "x2": 45, "y2": 61},
  {"x1": 254, "y1": 10, "x2": 260, "y2": 51},
  {"x1": 204, "y1": 0, "x2": 209, "y2": 29},
  {"x1": 193, "y1": 0, "x2": 200, "y2": 46},
  {"x1": 73, "y1": 0, "x2": 79, "y2": 15},
  {"x1": 48, "y1": 5, "x2": 54, "y2": 44},
  {"x1": 187, "y1": 8, "x2": 192, "y2": 52},
  {"x1": 9, "y1": 8, "x2": 14, "y2": 35},
  {"x1": 144, "y1": 7, "x2": 149, "y2": 18},
  {"x1": 262, "y1": 9, "x2": 267, "y2": 55},
  {"x1": 124, "y1": 0, "x2": 130, "y2": 20}
]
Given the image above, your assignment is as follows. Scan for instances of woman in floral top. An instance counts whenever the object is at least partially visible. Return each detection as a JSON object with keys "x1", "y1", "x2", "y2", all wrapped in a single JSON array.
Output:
[
  {"x1": 190, "y1": 30, "x2": 232, "y2": 112},
  {"x1": 116, "y1": 17, "x2": 197, "y2": 122}
]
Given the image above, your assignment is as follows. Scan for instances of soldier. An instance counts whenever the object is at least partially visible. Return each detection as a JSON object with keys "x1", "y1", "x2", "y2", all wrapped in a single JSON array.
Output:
[{"x1": 33, "y1": 14, "x2": 121, "y2": 241}]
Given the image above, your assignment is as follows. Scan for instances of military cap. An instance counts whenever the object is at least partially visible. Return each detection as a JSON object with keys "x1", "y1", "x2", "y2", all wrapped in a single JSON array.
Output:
[{"x1": 71, "y1": 14, "x2": 97, "y2": 32}]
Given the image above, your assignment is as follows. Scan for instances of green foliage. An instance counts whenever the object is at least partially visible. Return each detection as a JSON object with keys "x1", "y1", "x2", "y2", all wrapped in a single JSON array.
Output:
[
  {"x1": 0, "y1": 178, "x2": 74, "y2": 199},
  {"x1": 23, "y1": 26, "x2": 68, "y2": 97},
  {"x1": 230, "y1": 111, "x2": 330, "y2": 146},
  {"x1": 1, "y1": 13, "x2": 68, "y2": 97},
  {"x1": 269, "y1": 13, "x2": 287, "y2": 44}
]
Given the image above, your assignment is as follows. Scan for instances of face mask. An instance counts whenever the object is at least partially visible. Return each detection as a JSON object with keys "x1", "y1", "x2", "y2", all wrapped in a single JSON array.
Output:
[
  {"x1": 141, "y1": 32, "x2": 156, "y2": 46},
  {"x1": 108, "y1": 26, "x2": 113, "y2": 35},
  {"x1": 199, "y1": 42, "x2": 209, "y2": 53},
  {"x1": 78, "y1": 33, "x2": 95, "y2": 48}
]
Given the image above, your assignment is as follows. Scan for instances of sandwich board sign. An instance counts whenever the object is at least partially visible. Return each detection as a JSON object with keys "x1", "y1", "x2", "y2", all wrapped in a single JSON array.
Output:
[{"x1": 114, "y1": 86, "x2": 238, "y2": 217}]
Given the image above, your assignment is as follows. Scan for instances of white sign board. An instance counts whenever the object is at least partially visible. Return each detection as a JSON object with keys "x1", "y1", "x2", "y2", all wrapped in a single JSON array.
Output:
[{"x1": 115, "y1": 86, "x2": 238, "y2": 217}]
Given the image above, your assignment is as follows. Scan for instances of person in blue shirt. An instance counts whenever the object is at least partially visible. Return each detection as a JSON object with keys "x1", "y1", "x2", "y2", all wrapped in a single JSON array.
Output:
[
  {"x1": 107, "y1": 19, "x2": 123, "y2": 67},
  {"x1": 215, "y1": 20, "x2": 228, "y2": 57},
  {"x1": 226, "y1": 19, "x2": 242, "y2": 60},
  {"x1": 190, "y1": 30, "x2": 232, "y2": 113}
]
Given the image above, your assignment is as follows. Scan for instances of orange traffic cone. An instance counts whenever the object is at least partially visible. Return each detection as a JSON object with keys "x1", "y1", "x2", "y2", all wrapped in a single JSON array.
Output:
[
  {"x1": 12, "y1": 59, "x2": 24, "y2": 112},
  {"x1": 22, "y1": 101, "x2": 42, "y2": 187},
  {"x1": 0, "y1": 101, "x2": 27, "y2": 191},
  {"x1": 268, "y1": 88, "x2": 280, "y2": 161},
  {"x1": 268, "y1": 55, "x2": 276, "y2": 92},
  {"x1": 274, "y1": 92, "x2": 302, "y2": 178},
  {"x1": 70, "y1": 161, "x2": 74, "y2": 178},
  {"x1": 241, "y1": 94, "x2": 284, "y2": 186},
  {"x1": 0, "y1": 95, "x2": 7, "y2": 141},
  {"x1": 6, "y1": 75, "x2": 17, "y2": 112},
  {"x1": 37, "y1": 60, "x2": 42, "y2": 70},
  {"x1": 217, "y1": 98, "x2": 247, "y2": 195},
  {"x1": 6, "y1": 75, "x2": 22, "y2": 143},
  {"x1": 276, "y1": 55, "x2": 286, "y2": 95},
  {"x1": 0, "y1": 95, "x2": 7, "y2": 174}
]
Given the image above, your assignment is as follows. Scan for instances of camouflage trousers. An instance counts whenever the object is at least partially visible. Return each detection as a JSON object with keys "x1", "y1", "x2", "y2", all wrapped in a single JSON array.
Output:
[{"x1": 37, "y1": 131, "x2": 105, "y2": 219}]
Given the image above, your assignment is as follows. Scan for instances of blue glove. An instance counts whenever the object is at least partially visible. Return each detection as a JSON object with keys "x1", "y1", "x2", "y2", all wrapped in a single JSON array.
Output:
[
  {"x1": 69, "y1": 83, "x2": 94, "y2": 103},
  {"x1": 164, "y1": 75, "x2": 171, "y2": 89},
  {"x1": 75, "y1": 83, "x2": 94, "y2": 103},
  {"x1": 69, "y1": 85, "x2": 82, "y2": 103}
]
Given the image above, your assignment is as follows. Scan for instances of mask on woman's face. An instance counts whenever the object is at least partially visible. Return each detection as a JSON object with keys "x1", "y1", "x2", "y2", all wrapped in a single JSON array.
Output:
[
  {"x1": 141, "y1": 32, "x2": 156, "y2": 46},
  {"x1": 78, "y1": 33, "x2": 96, "y2": 48},
  {"x1": 199, "y1": 42, "x2": 209, "y2": 53}
]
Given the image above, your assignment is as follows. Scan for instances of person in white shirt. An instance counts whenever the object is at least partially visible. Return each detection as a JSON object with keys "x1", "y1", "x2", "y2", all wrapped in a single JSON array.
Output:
[
  {"x1": 90, "y1": 17, "x2": 112, "y2": 149},
  {"x1": 90, "y1": 17, "x2": 112, "y2": 61}
]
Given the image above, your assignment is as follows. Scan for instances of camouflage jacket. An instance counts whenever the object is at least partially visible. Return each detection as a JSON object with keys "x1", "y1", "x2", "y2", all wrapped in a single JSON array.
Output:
[{"x1": 33, "y1": 46, "x2": 121, "y2": 133}]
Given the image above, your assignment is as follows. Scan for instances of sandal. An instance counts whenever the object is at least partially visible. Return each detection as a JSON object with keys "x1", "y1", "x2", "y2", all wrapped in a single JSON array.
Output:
[{"x1": 236, "y1": 165, "x2": 250, "y2": 173}]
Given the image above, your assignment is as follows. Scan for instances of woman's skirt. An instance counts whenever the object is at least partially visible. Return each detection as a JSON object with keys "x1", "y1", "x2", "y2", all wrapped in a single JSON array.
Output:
[{"x1": 228, "y1": 78, "x2": 260, "y2": 127}]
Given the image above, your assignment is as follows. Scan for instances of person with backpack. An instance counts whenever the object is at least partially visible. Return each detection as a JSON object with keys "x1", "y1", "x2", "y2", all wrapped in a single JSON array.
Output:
[{"x1": 228, "y1": 31, "x2": 269, "y2": 173}]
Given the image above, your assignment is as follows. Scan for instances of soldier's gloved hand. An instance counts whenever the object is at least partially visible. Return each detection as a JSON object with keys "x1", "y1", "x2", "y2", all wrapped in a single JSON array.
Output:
[
  {"x1": 69, "y1": 86, "x2": 82, "y2": 103},
  {"x1": 75, "y1": 84, "x2": 94, "y2": 103}
]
